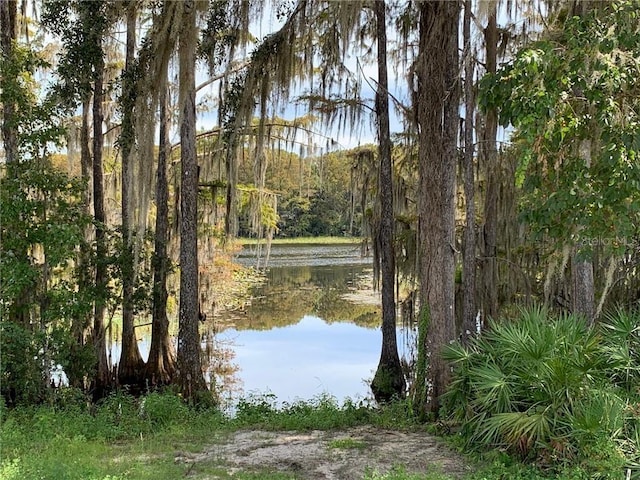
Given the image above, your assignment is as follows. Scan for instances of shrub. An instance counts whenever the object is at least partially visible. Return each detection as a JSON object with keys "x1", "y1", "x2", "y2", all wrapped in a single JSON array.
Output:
[
  {"x1": 442, "y1": 306, "x2": 630, "y2": 474},
  {"x1": 140, "y1": 391, "x2": 190, "y2": 427}
]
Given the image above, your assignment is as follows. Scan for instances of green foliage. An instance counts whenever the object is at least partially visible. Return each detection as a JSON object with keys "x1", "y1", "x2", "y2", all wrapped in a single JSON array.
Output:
[
  {"x1": 277, "y1": 195, "x2": 312, "y2": 236},
  {"x1": 601, "y1": 308, "x2": 640, "y2": 393},
  {"x1": 0, "y1": 391, "x2": 411, "y2": 480},
  {"x1": 479, "y1": 0, "x2": 640, "y2": 252},
  {"x1": 231, "y1": 393, "x2": 420, "y2": 431},
  {"x1": 412, "y1": 306, "x2": 430, "y2": 420},
  {"x1": 0, "y1": 182, "x2": 89, "y2": 398},
  {"x1": 0, "y1": 42, "x2": 66, "y2": 156},
  {"x1": 108, "y1": 228, "x2": 155, "y2": 316},
  {"x1": 442, "y1": 306, "x2": 637, "y2": 476},
  {"x1": 42, "y1": 0, "x2": 113, "y2": 104},
  {"x1": 468, "y1": 452, "x2": 591, "y2": 480},
  {"x1": 0, "y1": 41, "x2": 93, "y2": 405},
  {"x1": 235, "y1": 146, "x2": 360, "y2": 238},
  {"x1": 0, "y1": 322, "x2": 44, "y2": 405},
  {"x1": 140, "y1": 391, "x2": 190, "y2": 427},
  {"x1": 232, "y1": 392, "x2": 373, "y2": 430}
]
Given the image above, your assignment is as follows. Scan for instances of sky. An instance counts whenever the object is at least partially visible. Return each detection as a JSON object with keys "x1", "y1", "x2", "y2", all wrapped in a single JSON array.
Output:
[{"x1": 193, "y1": 3, "x2": 410, "y2": 154}]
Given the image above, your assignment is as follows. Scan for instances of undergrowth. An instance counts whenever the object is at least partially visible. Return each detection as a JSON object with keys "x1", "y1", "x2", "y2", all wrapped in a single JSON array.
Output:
[
  {"x1": 0, "y1": 390, "x2": 414, "y2": 480},
  {"x1": 442, "y1": 306, "x2": 640, "y2": 479},
  {"x1": 5, "y1": 307, "x2": 640, "y2": 479}
]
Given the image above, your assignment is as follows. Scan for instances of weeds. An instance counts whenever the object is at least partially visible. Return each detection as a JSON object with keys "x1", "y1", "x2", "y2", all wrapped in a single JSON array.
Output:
[
  {"x1": 363, "y1": 465, "x2": 450, "y2": 480},
  {"x1": 6, "y1": 307, "x2": 640, "y2": 479},
  {"x1": 328, "y1": 438, "x2": 367, "y2": 450}
]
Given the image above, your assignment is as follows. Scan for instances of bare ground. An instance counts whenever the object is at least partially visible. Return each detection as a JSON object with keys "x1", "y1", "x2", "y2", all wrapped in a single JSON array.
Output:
[{"x1": 175, "y1": 426, "x2": 472, "y2": 479}]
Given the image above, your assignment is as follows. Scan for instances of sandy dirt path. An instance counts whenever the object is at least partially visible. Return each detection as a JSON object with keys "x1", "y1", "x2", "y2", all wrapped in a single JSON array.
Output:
[{"x1": 175, "y1": 425, "x2": 472, "y2": 479}]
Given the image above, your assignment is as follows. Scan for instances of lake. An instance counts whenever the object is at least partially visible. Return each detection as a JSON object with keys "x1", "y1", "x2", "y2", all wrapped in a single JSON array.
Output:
[
  {"x1": 105, "y1": 242, "x2": 412, "y2": 407},
  {"x1": 215, "y1": 242, "x2": 409, "y2": 407}
]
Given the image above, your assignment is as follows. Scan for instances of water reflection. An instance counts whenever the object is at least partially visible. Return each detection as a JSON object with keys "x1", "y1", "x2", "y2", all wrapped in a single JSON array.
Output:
[
  {"x1": 216, "y1": 243, "x2": 397, "y2": 405},
  {"x1": 219, "y1": 315, "x2": 382, "y2": 405},
  {"x1": 106, "y1": 243, "x2": 411, "y2": 407},
  {"x1": 219, "y1": 263, "x2": 381, "y2": 331}
]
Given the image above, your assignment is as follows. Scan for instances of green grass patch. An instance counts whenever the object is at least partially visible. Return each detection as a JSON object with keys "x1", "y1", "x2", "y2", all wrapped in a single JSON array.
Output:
[
  {"x1": 2, "y1": 388, "x2": 632, "y2": 480},
  {"x1": 328, "y1": 438, "x2": 368, "y2": 450},
  {"x1": 363, "y1": 465, "x2": 450, "y2": 480},
  {"x1": 0, "y1": 392, "x2": 381, "y2": 480},
  {"x1": 231, "y1": 393, "x2": 375, "y2": 430}
]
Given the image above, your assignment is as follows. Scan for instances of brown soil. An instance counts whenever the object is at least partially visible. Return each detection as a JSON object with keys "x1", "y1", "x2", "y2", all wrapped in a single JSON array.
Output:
[{"x1": 175, "y1": 426, "x2": 472, "y2": 479}]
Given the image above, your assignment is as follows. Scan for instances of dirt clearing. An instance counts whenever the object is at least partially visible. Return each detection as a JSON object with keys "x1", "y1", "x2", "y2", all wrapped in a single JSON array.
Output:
[{"x1": 175, "y1": 425, "x2": 472, "y2": 479}]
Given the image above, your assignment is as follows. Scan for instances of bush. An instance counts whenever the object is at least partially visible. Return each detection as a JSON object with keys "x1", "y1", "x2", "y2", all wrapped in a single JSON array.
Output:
[
  {"x1": 232, "y1": 392, "x2": 378, "y2": 430},
  {"x1": 442, "y1": 306, "x2": 632, "y2": 475},
  {"x1": 140, "y1": 391, "x2": 190, "y2": 427}
]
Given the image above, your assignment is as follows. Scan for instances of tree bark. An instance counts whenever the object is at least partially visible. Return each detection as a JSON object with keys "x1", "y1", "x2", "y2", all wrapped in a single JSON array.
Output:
[
  {"x1": 92, "y1": 48, "x2": 111, "y2": 400},
  {"x1": 177, "y1": 0, "x2": 208, "y2": 402},
  {"x1": 1, "y1": 0, "x2": 17, "y2": 166},
  {"x1": 118, "y1": 0, "x2": 145, "y2": 389},
  {"x1": 371, "y1": 0, "x2": 406, "y2": 403},
  {"x1": 414, "y1": 0, "x2": 460, "y2": 418},
  {"x1": 67, "y1": 99, "x2": 94, "y2": 390},
  {"x1": 146, "y1": 74, "x2": 177, "y2": 387},
  {"x1": 572, "y1": 254, "x2": 595, "y2": 324},
  {"x1": 480, "y1": 2, "x2": 499, "y2": 321},
  {"x1": 461, "y1": 0, "x2": 477, "y2": 343}
]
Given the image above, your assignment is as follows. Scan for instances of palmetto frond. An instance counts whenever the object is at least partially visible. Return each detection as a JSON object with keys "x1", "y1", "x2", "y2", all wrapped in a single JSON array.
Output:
[{"x1": 441, "y1": 307, "x2": 633, "y2": 466}]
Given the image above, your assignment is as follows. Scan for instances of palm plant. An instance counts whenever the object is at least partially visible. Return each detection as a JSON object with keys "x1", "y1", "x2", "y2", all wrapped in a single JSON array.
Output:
[
  {"x1": 442, "y1": 306, "x2": 626, "y2": 470},
  {"x1": 601, "y1": 308, "x2": 640, "y2": 395}
]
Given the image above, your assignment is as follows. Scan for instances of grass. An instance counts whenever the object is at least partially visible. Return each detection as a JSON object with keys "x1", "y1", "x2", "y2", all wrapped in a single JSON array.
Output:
[
  {"x1": 328, "y1": 438, "x2": 368, "y2": 450},
  {"x1": 363, "y1": 465, "x2": 451, "y2": 480},
  {"x1": 0, "y1": 390, "x2": 625, "y2": 480},
  {"x1": 0, "y1": 392, "x2": 398, "y2": 480}
]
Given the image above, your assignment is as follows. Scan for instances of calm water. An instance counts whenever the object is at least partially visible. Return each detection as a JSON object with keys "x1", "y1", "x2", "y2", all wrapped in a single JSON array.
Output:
[
  {"x1": 105, "y1": 243, "x2": 412, "y2": 406},
  {"x1": 217, "y1": 242, "x2": 407, "y2": 405},
  {"x1": 234, "y1": 242, "x2": 371, "y2": 268},
  {"x1": 219, "y1": 315, "x2": 382, "y2": 405}
]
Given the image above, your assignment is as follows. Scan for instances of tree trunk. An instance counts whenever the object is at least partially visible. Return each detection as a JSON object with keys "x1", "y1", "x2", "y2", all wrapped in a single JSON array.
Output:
[
  {"x1": 92, "y1": 49, "x2": 111, "y2": 400},
  {"x1": 1, "y1": 0, "x2": 17, "y2": 166},
  {"x1": 67, "y1": 99, "x2": 94, "y2": 390},
  {"x1": 480, "y1": 3, "x2": 499, "y2": 321},
  {"x1": 118, "y1": 1, "x2": 145, "y2": 389},
  {"x1": 371, "y1": 0, "x2": 405, "y2": 404},
  {"x1": 146, "y1": 74, "x2": 177, "y2": 387},
  {"x1": 414, "y1": 0, "x2": 460, "y2": 418},
  {"x1": 225, "y1": 149, "x2": 239, "y2": 238},
  {"x1": 177, "y1": 0, "x2": 208, "y2": 402},
  {"x1": 461, "y1": 0, "x2": 477, "y2": 343},
  {"x1": 1, "y1": 0, "x2": 30, "y2": 325},
  {"x1": 572, "y1": 254, "x2": 595, "y2": 324}
]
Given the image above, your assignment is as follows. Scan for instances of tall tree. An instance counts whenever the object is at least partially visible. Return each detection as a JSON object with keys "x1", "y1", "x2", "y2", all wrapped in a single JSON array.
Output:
[
  {"x1": 1, "y1": 0, "x2": 17, "y2": 166},
  {"x1": 480, "y1": 0, "x2": 640, "y2": 323},
  {"x1": 91, "y1": 19, "x2": 109, "y2": 399},
  {"x1": 118, "y1": 0, "x2": 145, "y2": 388},
  {"x1": 413, "y1": 0, "x2": 460, "y2": 418},
  {"x1": 479, "y1": 0, "x2": 499, "y2": 322},
  {"x1": 126, "y1": 0, "x2": 183, "y2": 388},
  {"x1": 146, "y1": 71, "x2": 176, "y2": 387},
  {"x1": 0, "y1": 0, "x2": 29, "y2": 331},
  {"x1": 177, "y1": 0, "x2": 208, "y2": 401},
  {"x1": 41, "y1": 0, "x2": 115, "y2": 399},
  {"x1": 371, "y1": 0, "x2": 405, "y2": 403},
  {"x1": 461, "y1": 0, "x2": 477, "y2": 342}
]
